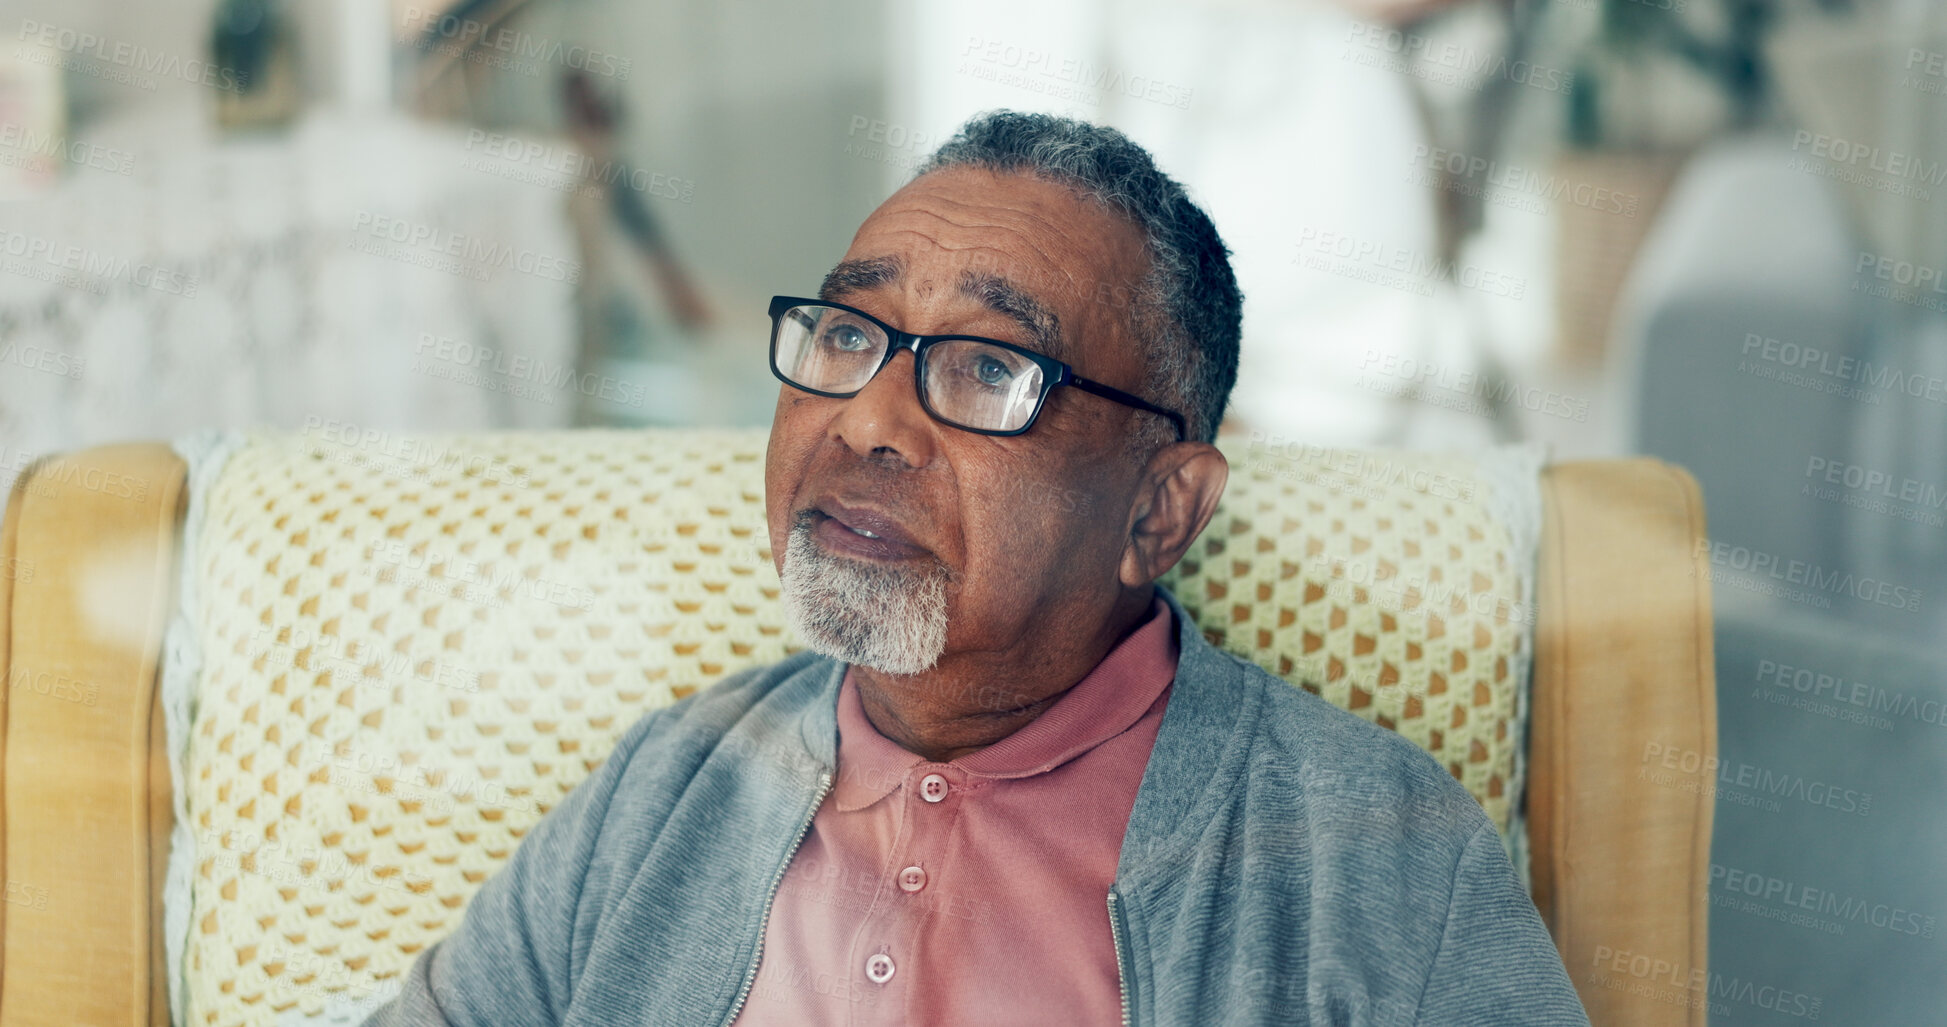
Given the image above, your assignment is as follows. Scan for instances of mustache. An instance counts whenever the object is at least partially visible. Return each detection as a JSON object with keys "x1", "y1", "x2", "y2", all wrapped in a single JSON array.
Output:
[{"x1": 802, "y1": 455, "x2": 933, "y2": 509}]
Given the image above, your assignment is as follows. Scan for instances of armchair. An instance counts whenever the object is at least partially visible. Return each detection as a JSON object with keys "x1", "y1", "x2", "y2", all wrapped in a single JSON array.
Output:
[{"x1": 0, "y1": 430, "x2": 1714, "y2": 1026}]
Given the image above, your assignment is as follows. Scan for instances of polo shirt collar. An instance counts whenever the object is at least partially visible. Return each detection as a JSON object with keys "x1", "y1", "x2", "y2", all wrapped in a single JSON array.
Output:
[{"x1": 831, "y1": 595, "x2": 1178, "y2": 812}]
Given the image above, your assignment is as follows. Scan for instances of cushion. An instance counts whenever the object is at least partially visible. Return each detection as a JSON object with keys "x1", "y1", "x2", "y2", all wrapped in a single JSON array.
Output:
[
  {"x1": 1166, "y1": 441, "x2": 1540, "y2": 830},
  {"x1": 163, "y1": 428, "x2": 1538, "y2": 1026}
]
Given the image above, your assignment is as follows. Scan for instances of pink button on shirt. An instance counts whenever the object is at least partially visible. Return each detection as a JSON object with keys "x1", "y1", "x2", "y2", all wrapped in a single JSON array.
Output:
[{"x1": 734, "y1": 597, "x2": 1179, "y2": 1026}]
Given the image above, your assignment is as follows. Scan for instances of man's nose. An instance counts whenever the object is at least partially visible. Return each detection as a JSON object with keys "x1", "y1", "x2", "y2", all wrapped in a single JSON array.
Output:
[{"x1": 827, "y1": 350, "x2": 938, "y2": 468}]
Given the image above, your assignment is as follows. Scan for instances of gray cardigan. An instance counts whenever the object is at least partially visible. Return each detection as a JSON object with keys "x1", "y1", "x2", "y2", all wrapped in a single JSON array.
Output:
[{"x1": 366, "y1": 585, "x2": 1589, "y2": 1025}]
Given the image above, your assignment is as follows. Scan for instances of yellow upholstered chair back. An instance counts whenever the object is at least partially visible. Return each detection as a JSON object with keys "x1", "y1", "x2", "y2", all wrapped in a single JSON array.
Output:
[{"x1": 158, "y1": 428, "x2": 1539, "y2": 1026}]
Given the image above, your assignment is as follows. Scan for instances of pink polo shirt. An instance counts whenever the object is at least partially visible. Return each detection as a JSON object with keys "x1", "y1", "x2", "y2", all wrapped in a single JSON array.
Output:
[{"x1": 733, "y1": 597, "x2": 1179, "y2": 1026}]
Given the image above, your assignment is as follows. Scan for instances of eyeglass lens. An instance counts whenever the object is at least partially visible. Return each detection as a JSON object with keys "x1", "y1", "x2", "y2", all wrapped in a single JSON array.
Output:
[{"x1": 775, "y1": 304, "x2": 1048, "y2": 433}]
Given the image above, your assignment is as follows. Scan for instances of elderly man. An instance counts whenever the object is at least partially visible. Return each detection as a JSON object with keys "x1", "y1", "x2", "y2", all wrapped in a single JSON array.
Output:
[{"x1": 369, "y1": 110, "x2": 1588, "y2": 1026}]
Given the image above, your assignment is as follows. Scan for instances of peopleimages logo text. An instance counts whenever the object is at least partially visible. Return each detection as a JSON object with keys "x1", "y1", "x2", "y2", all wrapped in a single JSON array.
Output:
[
  {"x1": 1343, "y1": 24, "x2": 1574, "y2": 94},
  {"x1": 1293, "y1": 227, "x2": 1528, "y2": 299},
  {"x1": 462, "y1": 130, "x2": 692, "y2": 202},
  {"x1": 0, "y1": 229, "x2": 198, "y2": 296},
  {"x1": 1854, "y1": 251, "x2": 1947, "y2": 312},
  {"x1": 1791, "y1": 130, "x2": 1947, "y2": 187},
  {"x1": 15, "y1": 19, "x2": 248, "y2": 92},
  {"x1": 959, "y1": 36, "x2": 1194, "y2": 109},
  {"x1": 0, "y1": 123, "x2": 134, "y2": 175},
  {"x1": 1408, "y1": 145, "x2": 1638, "y2": 216},
  {"x1": 1589, "y1": 947, "x2": 1821, "y2": 1021},
  {"x1": 1641, "y1": 741, "x2": 1872, "y2": 817},
  {"x1": 1756, "y1": 658, "x2": 1947, "y2": 729},
  {"x1": 1740, "y1": 333, "x2": 1947, "y2": 405},
  {"x1": 1712, "y1": 862, "x2": 1937, "y2": 939},
  {"x1": 400, "y1": 6, "x2": 631, "y2": 79},
  {"x1": 1804, "y1": 456, "x2": 1947, "y2": 517},
  {"x1": 1694, "y1": 539, "x2": 1924, "y2": 613},
  {"x1": 1855, "y1": 251, "x2": 1947, "y2": 293},
  {"x1": 347, "y1": 211, "x2": 580, "y2": 284},
  {"x1": 1357, "y1": 348, "x2": 1589, "y2": 422},
  {"x1": 1248, "y1": 435, "x2": 1479, "y2": 502}
]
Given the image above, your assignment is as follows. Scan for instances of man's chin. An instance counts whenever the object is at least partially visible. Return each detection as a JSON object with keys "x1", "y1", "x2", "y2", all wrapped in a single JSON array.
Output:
[
  {"x1": 784, "y1": 608, "x2": 946, "y2": 677},
  {"x1": 823, "y1": 645, "x2": 940, "y2": 677},
  {"x1": 779, "y1": 520, "x2": 949, "y2": 676}
]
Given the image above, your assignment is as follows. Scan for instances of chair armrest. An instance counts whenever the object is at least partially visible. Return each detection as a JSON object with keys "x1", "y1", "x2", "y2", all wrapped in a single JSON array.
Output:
[
  {"x1": 0, "y1": 444, "x2": 186, "y2": 1027},
  {"x1": 1530, "y1": 459, "x2": 1717, "y2": 1027}
]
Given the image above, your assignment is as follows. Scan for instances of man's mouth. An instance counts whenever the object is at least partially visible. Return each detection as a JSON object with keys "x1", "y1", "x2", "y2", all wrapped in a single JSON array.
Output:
[{"x1": 808, "y1": 499, "x2": 929, "y2": 561}]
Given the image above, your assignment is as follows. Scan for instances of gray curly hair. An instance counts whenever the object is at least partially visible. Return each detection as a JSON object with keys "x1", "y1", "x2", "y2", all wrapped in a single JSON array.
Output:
[{"x1": 914, "y1": 110, "x2": 1243, "y2": 446}]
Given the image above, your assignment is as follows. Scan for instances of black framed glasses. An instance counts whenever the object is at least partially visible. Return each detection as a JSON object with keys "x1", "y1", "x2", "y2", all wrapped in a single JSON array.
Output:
[{"x1": 766, "y1": 295, "x2": 1187, "y2": 440}]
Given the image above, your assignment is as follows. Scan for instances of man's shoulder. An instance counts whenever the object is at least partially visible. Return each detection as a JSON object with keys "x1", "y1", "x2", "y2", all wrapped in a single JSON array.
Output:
[
  {"x1": 602, "y1": 650, "x2": 839, "y2": 779},
  {"x1": 1191, "y1": 643, "x2": 1495, "y2": 843},
  {"x1": 679, "y1": 649, "x2": 836, "y2": 724}
]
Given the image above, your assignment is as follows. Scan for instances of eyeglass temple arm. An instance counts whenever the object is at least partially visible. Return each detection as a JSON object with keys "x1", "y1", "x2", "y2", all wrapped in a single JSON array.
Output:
[{"x1": 1066, "y1": 376, "x2": 1188, "y2": 441}]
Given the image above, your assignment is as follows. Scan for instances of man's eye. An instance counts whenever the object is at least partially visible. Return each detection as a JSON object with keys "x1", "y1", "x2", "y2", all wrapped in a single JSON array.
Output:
[
  {"x1": 973, "y1": 356, "x2": 1013, "y2": 386},
  {"x1": 821, "y1": 325, "x2": 874, "y2": 352}
]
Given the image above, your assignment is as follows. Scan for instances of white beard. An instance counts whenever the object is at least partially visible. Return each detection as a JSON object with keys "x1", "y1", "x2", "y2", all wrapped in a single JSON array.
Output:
[{"x1": 779, "y1": 514, "x2": 950, "y2": 674}]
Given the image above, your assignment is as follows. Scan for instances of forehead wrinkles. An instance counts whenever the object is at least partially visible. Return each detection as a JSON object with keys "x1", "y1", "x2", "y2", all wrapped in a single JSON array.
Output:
[
  {"x1": 869, "y1": 196, "x2": 1071, "y2": 256},
  {"x1": 859, "y1": 204, "x2": 1090, "y2": 303}
]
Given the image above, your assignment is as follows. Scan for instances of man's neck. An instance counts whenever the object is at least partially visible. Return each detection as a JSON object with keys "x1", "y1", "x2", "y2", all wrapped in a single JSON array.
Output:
[{"x1": 850, "y1": 586, "x2": 1159, "y2": 763}]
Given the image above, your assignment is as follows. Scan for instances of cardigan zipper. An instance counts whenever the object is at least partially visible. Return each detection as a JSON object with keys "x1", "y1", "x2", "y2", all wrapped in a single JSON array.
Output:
[
  {"x1": 719, "y1": 769, "x2": 834, "y2": 1026},
  {"x1": 1108, "y1": 886, "x2": 1133, "y2": 1027}
]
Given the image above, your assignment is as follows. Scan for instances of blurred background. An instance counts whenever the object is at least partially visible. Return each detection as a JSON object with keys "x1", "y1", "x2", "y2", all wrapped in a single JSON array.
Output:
[{"x1": 2, "y1": 0, "x2": 1943, "y2": 1022}]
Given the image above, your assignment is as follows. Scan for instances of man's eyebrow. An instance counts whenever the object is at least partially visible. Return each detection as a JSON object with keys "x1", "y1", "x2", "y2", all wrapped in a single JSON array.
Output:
[
  {"x1": 816, "y1": 256, "x2": 1064, "y2": 359},
  {"x1": 819, "y1": 256, "x2": 904, "y2": 302},
  {"x1": 957, "y1": 270, "x2": 1063, "y2": 359}
]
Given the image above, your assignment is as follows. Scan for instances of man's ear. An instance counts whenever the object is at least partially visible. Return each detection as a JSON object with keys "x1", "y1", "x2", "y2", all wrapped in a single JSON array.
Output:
[{"x1": 1119, "y1": 443, "x2": 1229, "y2": 587}]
